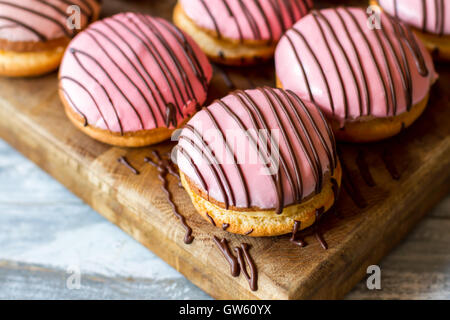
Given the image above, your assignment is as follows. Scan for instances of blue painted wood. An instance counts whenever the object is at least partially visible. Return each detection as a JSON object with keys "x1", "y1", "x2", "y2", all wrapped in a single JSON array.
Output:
[{"x1": 0, "y1": 139, "x2": 449, "y2": 299}]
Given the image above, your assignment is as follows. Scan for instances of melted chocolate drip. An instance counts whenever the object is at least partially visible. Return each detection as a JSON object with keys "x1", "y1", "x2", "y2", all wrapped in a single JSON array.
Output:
[
  {"x1": 213, "y1": 236, "x2": 239, "y2": 277},
  {"x1": 393, "y1": 0, "x2": 445, "y2": 36},
  {"x1": 222, "y1": 223, "x2": 230, "y2": 231},
  {"x1": 290, "y1": 220, "x2": 307, "y2": 247},
  {"x1": 314, "y1": 207, "x2": 328, "y2": 250},
  {"x1": 214, "y1": 64, "x2": 236, "y2": 90},
  {"x1": 145, "y1": 151, "x2": 194, "y2": 244},
  {"x1": 178, "y1": 87, "x2": 337, "y2": 214},
  {"x1": 196, "y1": 0, "x2": 311, "y2": 43},
  {"x1": 356, "y1": 149, "x2": 376, "y2": 187},
  {"x1": 234, "y1": 243, "x2": 258, "y2": 291},
  {"x1": 206, "y1": 213, "x2": 216, "y2": 226},
  {"x1": 247, "y1": 78, "x2": 256, "y2": 89},
  {"x1": 117, "y1": 156, "x2": 139, "y2": 175},
  {"x1": 202, "y1": 107, "x2": 249, "y2": 207},
  {"x1": 340, "y1": 153, "x2": 368, "y2": 209},
  {"x1": 165, "y1": 103, "x2": 177, "y2": 128}
]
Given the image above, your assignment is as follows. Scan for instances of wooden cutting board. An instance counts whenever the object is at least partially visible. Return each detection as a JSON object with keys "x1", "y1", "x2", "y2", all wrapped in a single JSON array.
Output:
[{"x1": 0, "y1": 0, "x2": 449, "y2": 300}]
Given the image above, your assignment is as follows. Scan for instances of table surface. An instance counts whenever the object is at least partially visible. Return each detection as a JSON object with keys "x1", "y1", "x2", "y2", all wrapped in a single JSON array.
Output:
[{"x1": 0, "y1": 137, "x2": 448, "y2": 300}]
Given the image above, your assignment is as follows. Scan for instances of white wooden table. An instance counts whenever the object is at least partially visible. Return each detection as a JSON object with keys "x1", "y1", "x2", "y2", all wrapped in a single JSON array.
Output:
[{"x1": 0, "y1": 139, "x2": 448, "y2": 300}]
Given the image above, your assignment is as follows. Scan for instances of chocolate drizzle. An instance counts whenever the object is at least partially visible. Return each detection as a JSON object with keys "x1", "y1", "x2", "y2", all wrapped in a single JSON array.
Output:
[
  {"x1": 213, "y1": 236, "x2": 258, "y2": 291},
  {"x1": 289, "y1": 207, "x2": 328, "y2": 250},
  {"x1": 331, "y1": 178, "x2": 340, "y2": 201},
  {"x1": 340, "y1": 153, "x2": 368, "y2": 209},
  {"x1": 244, "y1": 229, "x2": 253, "y2": 236},
  {"x1": 0, "y1": 0, "x2": 99, "y2": 41},
  {"x1": 117, "y1": 156, "x2": 139, "y2": 175},
  {"x1": 355, "y1": 149, "x2": 375, "y2": 187},
  {"x1": 165, "y1": 103, "x2": 177, "y2": 128},
  {"x1": 60, "y1": 13, "x2": 209, "y2": 135},
  {"x1": 314, "y1": 207, "x2": 327, "y2": 250},
  {"x1": 234, "y1": 243, "x2": 258, "y2": 291},
  {"x1": 284, "y1": 7, "x2": 430, "y2": 120},
  {"x1": 290, "y1": 220, "x2": 307, "y2": 247},
  {"x1": 222, "y1": 223, "x2": 230, "y2": 231},
  {"x1": 59, "y1": 85, "x2": 88, "y2": 126},
  {"x1": 214, "y1": 64, "x2": 236, "y2": 90},
  {"x1": 145, "y1": 151, "x2": 194, "y2": 244},
  {"x1": 382, "y1": 149, "x2": 401, "y2": 180},
  {"x1": 213, "y1": 236, "x2": 239, "y2": 277},
  {"x1": 195, "y1": 0, "x2": 312, "y2": 43}
]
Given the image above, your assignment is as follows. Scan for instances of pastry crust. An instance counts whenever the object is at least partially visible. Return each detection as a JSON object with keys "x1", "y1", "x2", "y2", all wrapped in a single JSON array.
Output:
[
  {"x1": 173, "y1": 2, "x2": 275, "y2": 66},
  {"x1": 61, "y1": 91, "x2": 189, "y2": 147},
  {"x1": 180, "y1": 162, "x2": 342, "y2": 237},
  {"x1": 277, "y1": 77, "x2": 430, "y2": 143},
  {"x1": 0, "y1": 46, "x2": 66, "y2": 77}
]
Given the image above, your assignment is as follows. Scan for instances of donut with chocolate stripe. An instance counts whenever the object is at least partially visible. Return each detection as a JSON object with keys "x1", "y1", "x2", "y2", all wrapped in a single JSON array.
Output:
[
  {"x1": 275, "y1": 7, "x2": 437, "y2": 142},
  {"x1": 176, "y1": 87, "x2": 341, "y2": 237},
  {"x1": 59, "y1": 12, "x2": 213, "y2": 147}
]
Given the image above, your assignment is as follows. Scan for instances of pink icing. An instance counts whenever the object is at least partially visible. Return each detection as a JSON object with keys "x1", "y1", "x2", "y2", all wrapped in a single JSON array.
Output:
[
  {"x1": 0, "y1": 0, "x2": 100, "y2": 42},
  {"x1": 176, "y1": 88, "x2": 337, "y2": 210},
  {"x1": 379, "y1": 0, "x2": 450, "y2": 35},
  {"x1": 275, "y1": 7, "x2": 437, "y2": 125},
  {"x1": 59, "y1": 12, "x2": 213, "y2": 133},
  {"x1": 179, "y1": 0, "x2": 313, "y2": 42}
]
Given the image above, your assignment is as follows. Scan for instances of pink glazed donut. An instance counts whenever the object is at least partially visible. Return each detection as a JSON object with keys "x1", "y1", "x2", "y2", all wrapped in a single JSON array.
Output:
[
  {"x1": 173, "y1": 0, "x2": 314, "y2": 65},
  {"x1": 377, "y1": 0, "x2": 450, "y2": 60},
  {"x1": 275, "y1": 7, "x2": 437, "y2": 142},
  {"x1": 0, "y1": 0, "x2": 101, "y2": 77},
  {"x1": 59, "y1": 12, "x2": 213, "y2": 147},
  {"x1": 176, "y1": 87, "x2": 342, "y2": 237}
]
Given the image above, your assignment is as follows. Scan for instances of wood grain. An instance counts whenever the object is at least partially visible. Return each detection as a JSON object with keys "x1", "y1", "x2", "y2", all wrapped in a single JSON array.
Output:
[{"x1": 0, "y1": 0, "x2": 449, "y2": 300}]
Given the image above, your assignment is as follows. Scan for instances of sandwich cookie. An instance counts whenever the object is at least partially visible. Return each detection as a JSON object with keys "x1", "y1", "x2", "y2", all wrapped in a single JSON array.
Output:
[
  {"x1": 275, "y1": 7, "x2": 437, "y2": 142},
  {"x1": 376, "y1": 0, "x2": 450, "y2": 60}
]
